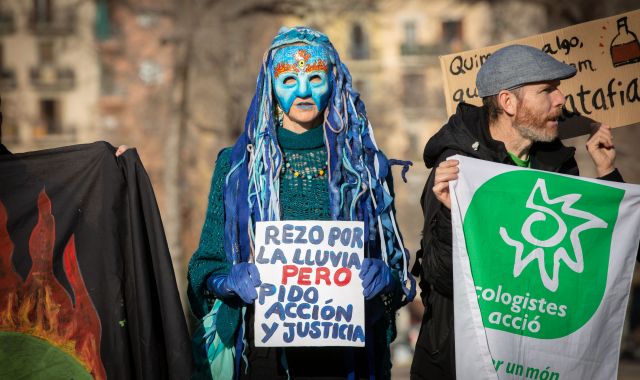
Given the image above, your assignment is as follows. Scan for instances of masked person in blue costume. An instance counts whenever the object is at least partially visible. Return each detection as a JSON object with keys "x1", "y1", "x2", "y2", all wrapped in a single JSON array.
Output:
[{"x1": 187, "y1": 27, "x2": 416, "y2": 379}]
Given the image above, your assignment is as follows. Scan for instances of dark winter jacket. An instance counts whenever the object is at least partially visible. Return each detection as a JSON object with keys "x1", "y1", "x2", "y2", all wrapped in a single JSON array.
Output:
[
  {"x1": 0, "y1": 143, "x2": 10, "y2": 155},
  {"x1": 412, "y1": 103, "x2": 622, "y2": 379}
]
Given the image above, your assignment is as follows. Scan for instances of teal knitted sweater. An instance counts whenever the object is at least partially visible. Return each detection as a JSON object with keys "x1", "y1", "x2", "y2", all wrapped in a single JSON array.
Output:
[
  {"x1": 187, "y1": 126, "x2": 400, "y2": 377},
  {"x1": 187, "y1": 126, "x2": 332, "y2": 340}
]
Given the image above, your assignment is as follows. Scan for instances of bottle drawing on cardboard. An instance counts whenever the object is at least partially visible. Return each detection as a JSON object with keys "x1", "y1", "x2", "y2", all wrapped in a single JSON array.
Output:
[{"x1": 610, "y1": 16, "x2": 640, "y2": 67}]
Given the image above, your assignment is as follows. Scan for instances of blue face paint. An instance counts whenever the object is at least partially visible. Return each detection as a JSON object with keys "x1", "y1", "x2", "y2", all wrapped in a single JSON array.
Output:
[{"x1": 272, "y1": 45, "x2": 333, "y2": 114}]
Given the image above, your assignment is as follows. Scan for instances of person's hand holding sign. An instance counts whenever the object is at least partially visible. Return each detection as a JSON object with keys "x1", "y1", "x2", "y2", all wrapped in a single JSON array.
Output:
[
  {"x1": 433, "y1": 159, "x2": 459, "y2": 210},
  {"x1": 207, "y1": 263, "x2": 262, "y2": 304},
  {"x1": 360, "y1": 258, "x2": 394, "y2": 300}
]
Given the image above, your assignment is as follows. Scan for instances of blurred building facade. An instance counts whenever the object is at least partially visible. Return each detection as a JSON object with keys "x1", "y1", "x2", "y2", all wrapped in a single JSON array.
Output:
[
  {"x1": 1, "y1": 0, "x2": 639, "y2": 318},
  {"x1": 0, "y1": 0, "x2": 99, "y2": 150}
]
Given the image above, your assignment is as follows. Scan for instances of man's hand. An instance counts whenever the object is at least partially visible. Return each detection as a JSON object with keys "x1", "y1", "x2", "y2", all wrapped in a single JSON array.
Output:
[
  {"x1": 586, "y1": 123, "x2": 616, "y2": 177},
  {"x1": 432, "y1": 159, "x2": 459, "y2": 210}
]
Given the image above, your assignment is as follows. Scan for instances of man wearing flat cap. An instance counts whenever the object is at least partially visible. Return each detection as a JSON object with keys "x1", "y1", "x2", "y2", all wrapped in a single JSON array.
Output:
[{"x1": 410, "y1": 44, "x2": 623, "y2": 380}]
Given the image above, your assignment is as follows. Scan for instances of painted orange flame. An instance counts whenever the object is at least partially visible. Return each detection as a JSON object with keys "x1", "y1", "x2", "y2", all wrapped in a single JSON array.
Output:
[
  {"x1": 274, "y1": 62, "x2": 298, "y2": 78},
  {"x1": 0, "y1": 189, "x2": 106, "y2": 379},
  {"x1": 305, "y1": 60, "x2": 328, "y2": 73},
  {"x1": 0, "y1": 200, "x2": 20, "y2": 327},
  {"x1": 294, "y1": 49, "x2": 311, "y2": 63}
]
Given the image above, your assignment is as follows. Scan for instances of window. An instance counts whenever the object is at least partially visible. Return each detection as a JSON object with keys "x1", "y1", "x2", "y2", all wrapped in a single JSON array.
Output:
[
  {"x1": 40, "y1": 99, "x2": 60, "y2": 134},
  {"x1": 95, "y1": 0, "x2": 111, "y2": 40},
  {"x1": 442, "y1": 20, "x2": 463, "y2": 45},
  {"x1": 404, "y1": 21, "x2": 416, "y2": 46},
  {"x1": 0, "y1": 43, "x2": 17, "y2": 91},
  {"x1": 350, "y1": 23, "x2": 369, "y2": 60},
  {"x1": 33, "y1": 0, "x2": 53, "y2": 23},
  {"x1": 402, "y1": 73, "x2": 426, "y2": 108},
  {"x1": 96, "y1": 0, "x2": 120, "y2": 41},
  {"x1": 38, "y1": 40, "x2": 54, "y2": 64}
]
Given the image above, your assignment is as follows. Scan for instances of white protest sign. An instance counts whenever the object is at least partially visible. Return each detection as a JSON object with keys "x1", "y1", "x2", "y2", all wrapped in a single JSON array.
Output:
[
  {"x1": 254, "y1": 221, "x2": 365, "y2": 347},
  {"x1": 450, "y1": 155, "x2": 640, "y2": 379}
]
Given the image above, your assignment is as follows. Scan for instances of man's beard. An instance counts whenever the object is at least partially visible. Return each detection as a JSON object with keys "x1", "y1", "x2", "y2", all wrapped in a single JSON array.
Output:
[{"x1": 513, "y1": 102, "x2": 561, "y2": 142}]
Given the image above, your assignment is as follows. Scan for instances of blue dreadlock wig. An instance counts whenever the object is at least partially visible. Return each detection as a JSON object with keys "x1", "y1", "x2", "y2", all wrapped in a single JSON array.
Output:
[{"x1": 223, "y1": 26, "x2": 415, "y2": 302}]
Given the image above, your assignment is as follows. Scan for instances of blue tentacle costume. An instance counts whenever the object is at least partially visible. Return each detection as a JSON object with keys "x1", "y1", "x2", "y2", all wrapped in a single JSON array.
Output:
[
  {"x1": 224, "y1": 26, "x2": 415, "y2": 300},
  {"x1": 189, "y1": 26, "x2": 416, "y2": 379}
]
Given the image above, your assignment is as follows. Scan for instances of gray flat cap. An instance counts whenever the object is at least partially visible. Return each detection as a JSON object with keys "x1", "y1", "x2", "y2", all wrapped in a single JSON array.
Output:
[{"x1": 476, "y1": 44, "x2": 577, "y2": 97}]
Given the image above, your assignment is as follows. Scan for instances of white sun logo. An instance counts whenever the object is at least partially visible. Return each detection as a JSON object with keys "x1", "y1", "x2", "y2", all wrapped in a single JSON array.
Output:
[{"x1": 499, "y1": 178, "x2": 607, "y2": 292}]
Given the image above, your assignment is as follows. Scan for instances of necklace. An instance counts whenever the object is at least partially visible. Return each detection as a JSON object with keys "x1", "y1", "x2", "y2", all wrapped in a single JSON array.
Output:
[{"x1": 281, "y1": 154, "x2": 328, "y2": 179}]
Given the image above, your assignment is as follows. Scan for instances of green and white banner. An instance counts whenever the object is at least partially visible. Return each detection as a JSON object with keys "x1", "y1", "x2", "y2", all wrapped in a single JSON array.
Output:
[{"x1": 451, "y1": 155, "x2": 640, "y2": 380}]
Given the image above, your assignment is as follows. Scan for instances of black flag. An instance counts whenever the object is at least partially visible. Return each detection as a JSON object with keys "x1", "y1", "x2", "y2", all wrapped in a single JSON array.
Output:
[{"x1": 0, "y1": 142, "x2": 192, "y2": 379}]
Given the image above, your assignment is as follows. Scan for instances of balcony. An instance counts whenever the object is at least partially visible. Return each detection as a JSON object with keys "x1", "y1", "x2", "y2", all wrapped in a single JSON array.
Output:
[
  {"x1": 0, "y1": 10, "x2": 15, "y2": 35},
  {"x1": 401, "y1": 43, "x2": 447, "y2": 56},
  {"x1": 0, "y1": 69, "x2": 17, "y2": 91},
  {"x1": 30, "y1": 66, "x2": 75, "y2": 91},
  {"x1": 29, "y1": 9, "x2": 76, "y2": 36},
  {"x1": 401, "y1": 40, "x2": 469, "y2": 56}
]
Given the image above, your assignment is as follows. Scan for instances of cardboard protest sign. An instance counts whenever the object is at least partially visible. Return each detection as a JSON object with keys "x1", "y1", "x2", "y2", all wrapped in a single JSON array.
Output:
[
  {"x1": 449, "y1": 155, "x2": 640, "y2": 379},
  {"x1": 254, "y1": 221, "x2": 365, "y2": 347},
  {"x1": 440, "y1": 10, "x2": 640, "y2": 132}
]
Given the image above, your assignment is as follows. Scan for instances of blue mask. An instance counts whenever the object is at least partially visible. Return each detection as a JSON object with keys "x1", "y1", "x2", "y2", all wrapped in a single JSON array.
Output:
[{"x1": 271, "y1": 45, "x2": 333, "y2": 114}]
